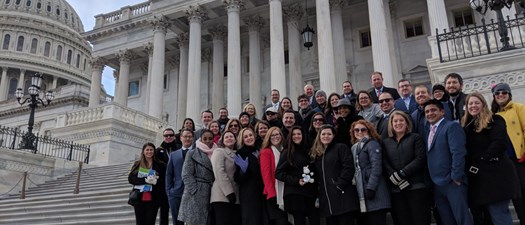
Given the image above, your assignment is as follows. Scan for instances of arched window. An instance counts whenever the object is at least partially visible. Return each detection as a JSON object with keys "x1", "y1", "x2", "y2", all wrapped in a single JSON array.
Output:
[
  {"x1": 5, "y1": 0, "x2": 11, "y2": 4},
  {"x1": 76, "y1": 54, "x2": 80, "y2": 68},
  {"x1": 66, "y1": 49, "x2": 72, "y2": 64},
  {"x1": 16, "y1": 36, "x2": 24, "y2": 52},
  {"x1": 56, "y1": 8, "x2": 60, "y2": 15},
  {"x1": 71, "y1": 16, "x2": 74, "y2": 24},
  {"x1": 8, "y1": 78, "x2": 18, "y2": 97},
  {"x1": 44, "y1": 41, "x2": 50, "y2": 56},
  {"x1": 30, "y1": 38, "x2": 37, "y2": 53},
  {"x1": 26, "y1": 0, "x2": 31, "y2": 6},
  {"x1": 36, "y1": 1, "x2": 41, "y2": 9},
  {"x1": 64, "y1": 10, "x2": 68, "y2": 19},
  {"x1": 46, "y1": 2, "x2": 50, "y2": 12},
  {"x1": 56, "y1": 45, "x2": 62, "y2": 61},
  {"x1": 2, "y1": 34, "x2": 10, "y2": 50},
  {"x1": 15, "y1": 0, "x2": 20, "y2": 5}
]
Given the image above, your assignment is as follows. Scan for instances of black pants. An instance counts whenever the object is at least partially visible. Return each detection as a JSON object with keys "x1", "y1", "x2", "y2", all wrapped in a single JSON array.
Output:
[
  {"x1": 358, "y1": 209, "x2": 387, "y2": 225},
  {"x1": 326, "y1": 211, "x2": 356, "y2": 225},
  {"x1": 134, "y1": 201, "x2": 159, "y2": 225},
  {"x1": 212, "y1": 202, "x2": 241, "y2": 225},
  {"x1": 512, "y1": 160, "x2": 525, "y2": 225},
  {"x1": 390, "y1": 188, "x2": 432, "y2": 225},
  {"x1": 159, "y1": 202, "x2": 169, "y2": 225}
]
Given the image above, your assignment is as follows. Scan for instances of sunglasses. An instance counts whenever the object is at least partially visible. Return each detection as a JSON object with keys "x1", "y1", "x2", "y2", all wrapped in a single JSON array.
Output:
[
  {"x1": 494, "y1": 91, "x2": 509, "y2": 96},
  {"x1": 313, "y1": 118, "x2": 324, "y2": 122},
  {"x1": 163, "y1": 134, "x2": 175, "y2": 138},
  {"x1": 353, "y1": 128, "x2": 368, "y2": 133},
  {"x1": 378, "y1": 98, "x2": 392, "y2": 104}
]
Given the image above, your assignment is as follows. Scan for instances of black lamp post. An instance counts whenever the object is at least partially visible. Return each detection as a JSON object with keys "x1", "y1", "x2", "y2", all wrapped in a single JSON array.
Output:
[
  {"x1": 469, "y1": 0, "x2": 524, "y2": 51},
  {"x1": 15, "y1": 73, "x2": 54, "y2": 150},
  {"x1": 302, "y1": 0, "x2": 315, "y2": 50}
]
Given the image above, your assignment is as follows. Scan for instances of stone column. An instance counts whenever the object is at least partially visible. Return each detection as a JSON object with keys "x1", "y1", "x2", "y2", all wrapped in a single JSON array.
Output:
[
  {"x1": 143, "y1": 42, "x2": 153, "y2": 113},
  {"x1": 368, "y1": 0, "x2": 396, "y2": 87},
  {"x1": 88, "y1": 57, "x2": 105, "y2": 107},
  {"x1": 426, "y1": 0, "x2": 450, "y2": 58},
  {"x1": 176, "y1": 33, "x2": 189, "y2": 128},
  {"x1": 186, "y1": 5, "x2": 206, "y2": 120},
  {"x1": 244, "y1": 15, "x2": 264, "y2": 111},
  {"x1": 330, "y1": 0, "x2": 347, "y2": 86},
  {"x1": 17, "y1": 69, "x2": 26, "y2": 90},
  {"x1": 316, "y1": 0, "x2": 337, "y2": 93},
  {"x1": 208, "y1": 25, "x2": 227, "y2": 114},
  {"x1": 283, "y1": 4, "x2": 303, "y2": 104},
  {"x1": 51, "y1": 76, "x2": 58, "y2": 89},
  {"x1": 0, "y1": 67, "x2": 8, "y2": 101},
  {"x1": 115, "y1": 49, "x2": 133, "y2": 106},
  {"x1": 224, "y1": 0, "x2": 243, "y2": 116},
  {"x1": 269, "y1": 0, "x2": 287, "y2": 95},
  {"x1": 149, "y1": 17, "x2": 169, "y2": 118}
]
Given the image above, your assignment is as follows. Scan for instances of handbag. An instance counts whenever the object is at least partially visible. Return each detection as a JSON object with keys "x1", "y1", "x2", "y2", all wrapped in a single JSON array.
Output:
[{"x1": 128, "y1": 188, "x2": 140, "y2": 206}]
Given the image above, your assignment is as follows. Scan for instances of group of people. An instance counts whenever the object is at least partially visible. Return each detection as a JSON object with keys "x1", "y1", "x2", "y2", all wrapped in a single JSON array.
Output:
[{"x1": 128, "y1": 71, "x2": 525, "y2": 225}]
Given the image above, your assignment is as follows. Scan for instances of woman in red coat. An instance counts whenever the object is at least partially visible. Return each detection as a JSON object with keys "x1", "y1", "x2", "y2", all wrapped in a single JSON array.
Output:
[{"x1": 260, "y1": 127, "x2": 288, "y2": 225}]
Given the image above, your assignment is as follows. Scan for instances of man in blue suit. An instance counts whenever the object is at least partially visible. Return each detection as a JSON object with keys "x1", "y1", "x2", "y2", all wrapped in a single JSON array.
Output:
[
  {"x1": 423, "y1": 99, "x2": 473, "y2": 225},
  {"x1": 394, "y1": 79, "x2": 418, "y2": 114},
  {"x1": 166, "y1": 128, "x2": 193, "y2": 225}
]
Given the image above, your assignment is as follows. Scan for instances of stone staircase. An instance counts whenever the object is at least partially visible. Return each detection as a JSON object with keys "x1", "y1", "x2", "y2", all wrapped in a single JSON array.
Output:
[{"x1": 0, "y1": 163, "x2": 163, "y2": 225}]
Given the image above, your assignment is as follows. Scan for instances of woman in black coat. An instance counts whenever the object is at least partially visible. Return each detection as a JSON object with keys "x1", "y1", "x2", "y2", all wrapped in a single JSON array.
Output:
[
  {"x1": 275, "y1": 126, "x2": 320, "y2": 225},
  {"x1": 382, "y1": 111, "x2": 431, "y2": 225},
  {"x1": 128, "y1": 143, "x2": 167, "y2": 225},
  {"x1": 310, "y1": 125, "x2": 359, "y2": 225},
  {"x1": 234, "y1": 128, "x2": 269, "y2": 225},
  {"x1": 461, "y1": 93, "x2": 520, "y2": 225},
  {"x1": 334, "y1": 98, "x2": 362, "y2": 147}
]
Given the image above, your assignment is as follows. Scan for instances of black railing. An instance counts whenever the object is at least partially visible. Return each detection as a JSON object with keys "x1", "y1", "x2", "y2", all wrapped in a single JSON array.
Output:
[
  {"x1": 436, "y1": 13, "x2": 525, "y2": 63},
  {"x1": 0, "y1": 125, "x2": 90, "y2": 164}
]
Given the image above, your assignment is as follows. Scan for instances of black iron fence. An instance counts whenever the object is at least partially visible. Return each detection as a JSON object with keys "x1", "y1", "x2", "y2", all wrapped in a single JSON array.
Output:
[
  {"x1": 436, "y1": 13, "x2": 525, "y2": 63},
  {"x1": 0, "y1": 125, "x2": 90, "y2": 164}
]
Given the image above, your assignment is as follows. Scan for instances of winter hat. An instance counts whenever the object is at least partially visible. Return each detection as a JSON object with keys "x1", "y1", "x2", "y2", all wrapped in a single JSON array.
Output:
[
  {"x1": 432, "y1": 84, "x2": 446, "y2": 93},
  {"x1": 492, "y1": 83, "x2": 511, "y2": 95},
  {"x1": 315, "y1": 90, "x2": 327, "y2": 98},
  {"x1": 239, "y1": 112, "x2": 250, "y2": 119}
]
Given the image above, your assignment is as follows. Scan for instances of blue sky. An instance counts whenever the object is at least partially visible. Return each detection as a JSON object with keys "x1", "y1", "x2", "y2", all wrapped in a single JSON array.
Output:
[{"x1": 68, "y1": 0, "x2": 145, "y2": 96}]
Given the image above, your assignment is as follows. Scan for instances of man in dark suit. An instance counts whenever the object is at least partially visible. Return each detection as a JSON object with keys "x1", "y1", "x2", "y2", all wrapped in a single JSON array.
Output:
[
  {"x1": 376, "y1": 92, "x2": 395, "y2": 139},
  {"x1": 394, "y1": 79, "x2": 417, "y2": 114},
  {"x1": 262, "y1": 89, "x2": 280, "y2": 121},
  {"x1": 368, "y1": 71, "x2": 401, "y2": 103},
  {"x1": 444, "y1": 73, "x2": 467, "y2": 122},
  {"x1": 423, "y1": 99, "x2": 473, "y2": 225},
  {"x1": 166, "y1": 128, "x2": 194, "y2": 225},
  {"x1": 341, "y1": 80, "x2": 357, "y2": 106}
]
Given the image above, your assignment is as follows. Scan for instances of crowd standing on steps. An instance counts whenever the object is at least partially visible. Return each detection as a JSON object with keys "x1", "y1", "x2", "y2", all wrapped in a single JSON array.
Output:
[{"x1": 129, "y1": 71, "x2": 525, "y2": 225}]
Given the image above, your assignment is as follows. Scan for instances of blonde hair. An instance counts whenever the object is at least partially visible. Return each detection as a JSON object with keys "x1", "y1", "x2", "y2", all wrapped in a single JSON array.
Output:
[
  {"x1": 461, "y1": 92, "x2": 493, "y2": 133},
  {"x1": 237, "y1": 127, "x2": 255, "y2": 149},
  {"x1": 310, "y1": 125, "x2": 336, "y2": 159},
  {"x1": 387, "y1": 111, "x2": 413, "y2": 138},
  {"x1": 243, "y1": 103, "x2": 257, "y2": 116},
  {"x1": 261, "y1": 127, "x2": 283, "y2": 149},
  {"x1": 350, "y1": 120, "x2": 381, "y2": 144}
]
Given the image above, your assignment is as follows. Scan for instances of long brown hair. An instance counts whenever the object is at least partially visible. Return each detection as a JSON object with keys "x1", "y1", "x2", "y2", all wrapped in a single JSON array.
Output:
[
  {"x1": 286, "y1": 126, "x2": 308, "y2": 166},
  {"x1": 131, "y1": 142, "x2": 159, "y2": 173},
  {"x1": 261, "y1": 127, "x2": 284, "y2": 150},
  {"x1": 461, "y1": 92, "x2": 493, "y2": 133},
  {"x1": 310, "y1": 125, "x2": 336, "y2": 159},
  {"x1": 350, "y1": 120, "x2": 381, "y2": 144}
]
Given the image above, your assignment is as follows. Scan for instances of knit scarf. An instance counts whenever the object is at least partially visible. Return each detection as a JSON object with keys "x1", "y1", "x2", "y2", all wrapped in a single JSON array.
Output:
[
  {"x1": 271, "y1": 146, "x2": 285, "y2": 210},
  {"x1": 195, "y1": 139, "x2": 218, "y2": 159}
]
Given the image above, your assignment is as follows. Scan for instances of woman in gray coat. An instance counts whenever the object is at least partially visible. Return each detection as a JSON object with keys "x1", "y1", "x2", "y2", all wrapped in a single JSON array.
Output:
[
  {"x1": 178, "y1": 130, "x2": 217, "y2": 225},
  {"x1": 350, "y1": 120, "x2": 391, "y2": 225}
]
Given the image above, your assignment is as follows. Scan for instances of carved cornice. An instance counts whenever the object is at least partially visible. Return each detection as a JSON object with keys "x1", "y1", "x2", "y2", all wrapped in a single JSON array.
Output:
[
  {"x1": 150, "y1": 16, "x2": 170, "y2": 33},
  {"x1": 463, "y1": 71, "x2": 525, "y2": 93},
  {"x1": 283, "y1": 4, "x2": 304, "y2": 22},
  {"x1": 186, "y1": 5, "x2": 208, "y2": 24},
  {"x1": 84, "y1": 19, "x2": 150, "y2": 42},
  {"x1": 223, "y1": 0, "x2": 245, "y2": 11},
  {"x1": 202, "y1": 48, "x2": 212, "y2": 62},
  {"x1": 89, "y1": 57, "x2": 106, "y2": 71},
  {"x1": 329, "y1": 0, "x2": 345, "y2": 10},
  {"x1": 116, "y1": 49, "x2": 134, "y2": 63},
  {"x1": 243, "y1": 15, "x2": 265, "y2": 32},
  {"x1": 174, "y1": 33, "x2": 189, "y2": 48},
  {"x1": 58, "y1": 127, "x2": 154, "y2": 146},
  {"x1": 143, "y1": 42, "x2": 153, "y2": 56},
  {"x1": 208, "y1": 25, "x2": 227, "y2": 41}
]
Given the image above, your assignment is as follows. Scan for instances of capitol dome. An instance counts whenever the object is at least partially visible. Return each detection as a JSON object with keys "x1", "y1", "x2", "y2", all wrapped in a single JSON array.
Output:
[{"x1": 0, "y1": 0, "x2": 92, "y2": 101}]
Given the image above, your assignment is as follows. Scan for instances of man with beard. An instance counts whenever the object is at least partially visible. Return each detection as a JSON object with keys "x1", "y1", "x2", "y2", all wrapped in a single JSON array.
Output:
[
  {"x1": 444, "y1": 73, "x2": 467, "y2": 122},
  {"x1": 313, "y1": 90, "x2": 328, "y2": 113},
  {"x1": 217, "y1": 107, "x2": 230, "y2": 132}
]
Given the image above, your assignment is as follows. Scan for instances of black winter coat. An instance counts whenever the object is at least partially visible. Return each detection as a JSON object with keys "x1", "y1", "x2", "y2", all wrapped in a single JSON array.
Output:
[
  {"x1": 128, "y1": 160, "x2": 168, "y2": 206},
  {"x1": 335, "y1": 113, "x2": 363, "y2": 147},
  {"x1": 464, "y1": 115, "x2": 520, "y2": 207},
  {"x1": 314, "y1": 142, "x2": 359, "y2": 217},
  {"x1": 275, "y1": 144, "x2": 318, "y2": 198}
]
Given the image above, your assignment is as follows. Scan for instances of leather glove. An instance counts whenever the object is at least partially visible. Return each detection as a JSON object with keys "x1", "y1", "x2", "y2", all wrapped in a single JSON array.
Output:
[
  {"x1": 268, "y1": 197, "x2": 277, "y2": 205},
  {"x1": 234, "y1": 154, "x2": 249, "y2": 173},
  {"x1": 145, "y1": 175, "x2": 158, "y2": 185},
  {"x1": 365, "y1": 189, "x2": 376, "y2": 199},
  {"x1": 226, "y1": 193, "x2": 236, "y2": 203}
]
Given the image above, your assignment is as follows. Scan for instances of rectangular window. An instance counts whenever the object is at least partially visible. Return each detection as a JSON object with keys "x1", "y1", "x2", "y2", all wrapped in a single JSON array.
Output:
[
  {"x1": 163, "y1": 74, "x2": 168, "y2": 90},
  {"x1": 404, "y1": 18, "x2": 424, "y2": 38},
  {"x1": 284, "y1": 50, "x2": 289, "y2": 65},
  {"x1": 453, "y1": 8, "x2": 475, "y2": 27},
  {"x1": 359, "y1": 29, "x2": 372, "y2": 48},
  {"x1": 128, "y1": 80, "x2": 140, "y2": 97}
]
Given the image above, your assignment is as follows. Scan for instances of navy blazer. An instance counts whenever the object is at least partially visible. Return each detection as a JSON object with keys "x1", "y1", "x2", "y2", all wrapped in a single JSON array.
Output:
[
  {"x1": 425, "y1": 119, "x2": 467, "y2": 186},
  {"x1": 368, "y1": 86, "x2": 401, "y2": 103},
  {"x1": 166, "y1": 148, "x2": 187, "y2": 198},
  {"x1": 394, "y1": 95, "x2": 418, "y2": 114}
]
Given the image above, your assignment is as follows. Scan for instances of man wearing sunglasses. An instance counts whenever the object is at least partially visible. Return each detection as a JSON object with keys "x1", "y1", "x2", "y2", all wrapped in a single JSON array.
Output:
[{"x1": 376, "y1": 92, "x2": 396, "y2": 139}]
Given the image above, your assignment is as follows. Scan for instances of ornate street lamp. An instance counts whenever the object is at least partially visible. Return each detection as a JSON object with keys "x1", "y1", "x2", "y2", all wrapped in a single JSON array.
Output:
[
  {"x1": 302, "y1": 0, "x2": 315, "y2": 50},
  {"x1": 469, "y1": 0, "x2": 524, "y2": 51},
  {"x1": 15, "y1": 73, "x2": 54, "y2": 150}
]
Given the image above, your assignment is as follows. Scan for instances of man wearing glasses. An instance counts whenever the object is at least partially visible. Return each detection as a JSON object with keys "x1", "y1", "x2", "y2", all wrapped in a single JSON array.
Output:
[{"x1": 376, "y1": 92, "x2": 396, "y2": 139}]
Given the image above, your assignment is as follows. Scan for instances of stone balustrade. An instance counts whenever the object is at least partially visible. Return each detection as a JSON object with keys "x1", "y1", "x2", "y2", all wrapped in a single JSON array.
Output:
[{"x1": 94, "y1": 1, "x2": 151, "y2": 29}]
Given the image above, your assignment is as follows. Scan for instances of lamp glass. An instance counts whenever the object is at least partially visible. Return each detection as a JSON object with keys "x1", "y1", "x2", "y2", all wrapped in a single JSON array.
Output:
[
  {"x1": 15, "y1": 88, "x2": 24, "y2": 98},
  {"x1": 302, "y1": 25, "x2": 315, "y2": 48},
  {"x1": 28, "y1": 86, "x2": 39, "y2": 95},
  {"x1": 31, "y1": 73, "x2": 43, "y2": 88},
  {"x1": 45, "y1": 91, "x2": 54, "y2": 101}
]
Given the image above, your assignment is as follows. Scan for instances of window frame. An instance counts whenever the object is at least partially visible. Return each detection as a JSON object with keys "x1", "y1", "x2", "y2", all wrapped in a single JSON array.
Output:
[{"x1": 128, "y1": 79, "x2": 140, "y2": 98}]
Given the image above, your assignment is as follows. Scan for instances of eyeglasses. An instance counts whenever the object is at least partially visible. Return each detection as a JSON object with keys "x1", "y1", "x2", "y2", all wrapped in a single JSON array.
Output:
[
  {"x1": 353, "y1": 128, "x2": 368, "y2": 133},
  {"x1": 494, "y1": 91, "x2": 509, "y2": 96},
  {"x1": 163, "y1": 134, "x2": 175, "y2": 138},
  {"x1": 378, "y1": 98, "x2": 393, "y2": 104},
  {"x1": 313, "y1": 118, "x2": 324, "y2": 122}
]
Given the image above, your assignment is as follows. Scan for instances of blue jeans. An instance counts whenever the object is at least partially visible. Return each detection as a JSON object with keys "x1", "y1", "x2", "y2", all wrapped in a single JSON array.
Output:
[{"x1": 487, "y1": 200, "x2": 513, "y2": 225}]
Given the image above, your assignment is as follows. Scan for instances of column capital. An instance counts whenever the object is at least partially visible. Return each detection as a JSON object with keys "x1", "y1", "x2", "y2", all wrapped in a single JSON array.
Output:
[
  {"x1": 20, "y1": 69, "x2": 26, "y2": 74},
  {"x1": 2, "y1": 67, "x2": 8, "y2": 71},
  {"x1": 244, "y1": 15, "x2": 265, "y2": 32},
  {"x1": 329, "y1": 0, "x2": 345, "y2": 10},
  {"x1": 202, "y1": 48, "x2": 212, "y2": 62},
  {"x1": 208, "y1": 25, "x2": 227, "y2": 41},
  {"x1": 143, "y1": 42, "x2": 153, "y2": 56},
  {"x1": 175, "y1": 32, "x2": 189, "y2": 48},
  {"x1": 116, "y1": 49, "x2": 134, "y2": 63},
  {"x1": 283, "y1": 4, "x2": 304, "y2": 22},
  {"x1": 89, "y1": 57, "x2": 105, "y2": 71},
  {"x1": 151, "y1": 16, "x2": 170, "y2": 33},
  {"x1": 223, "y1": 0, "x2": 244, "y2": 12},
  {"x1": 186, "y1": 5, "x2": 207, "y2": 24}
]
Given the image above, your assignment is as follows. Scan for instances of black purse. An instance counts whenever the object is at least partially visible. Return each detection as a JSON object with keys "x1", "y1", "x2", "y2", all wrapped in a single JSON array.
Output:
[{"x1": 128, "y1": 188, "x2": 140, "y2": 206}]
